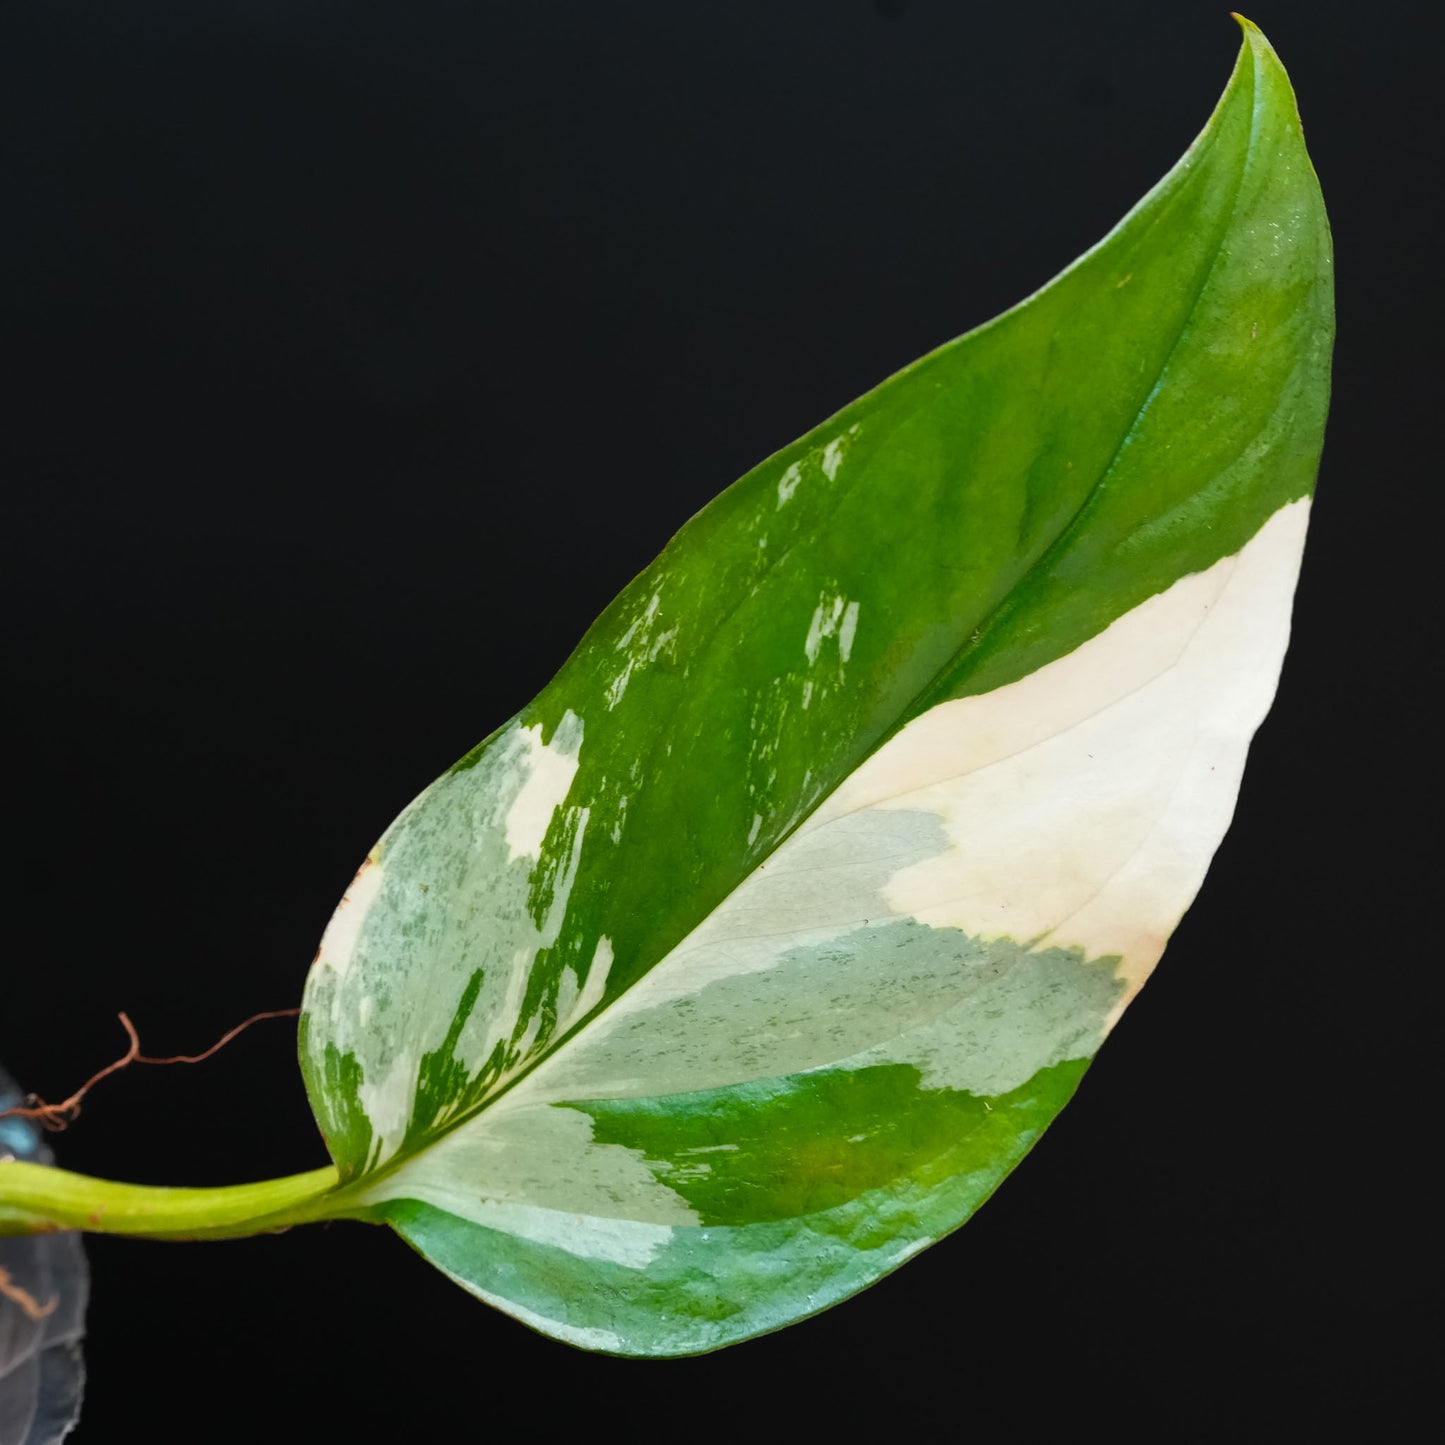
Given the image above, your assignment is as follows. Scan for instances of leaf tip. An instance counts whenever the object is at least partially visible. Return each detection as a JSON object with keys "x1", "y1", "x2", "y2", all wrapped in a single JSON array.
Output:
[
  {"x1": 1227, "y1": 13, "x2": 1311, "y2": 132},
  {"x1": 1230, "y1": 13, "x2": 1277, "y2": 61}
]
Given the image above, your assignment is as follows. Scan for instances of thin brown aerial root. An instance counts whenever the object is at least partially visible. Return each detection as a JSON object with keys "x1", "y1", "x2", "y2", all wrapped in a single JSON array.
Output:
[
  {"x1": 0, "y1": 1266, "x2": 58, "y2": 1321},
  {"x1": 0, "y1": 1008, "x2": 301, "y2": 1133}
]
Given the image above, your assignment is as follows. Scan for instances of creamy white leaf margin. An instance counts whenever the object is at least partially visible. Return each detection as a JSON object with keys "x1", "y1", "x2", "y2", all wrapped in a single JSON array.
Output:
[
  {"x1": 356, "y1": 498, "x2": 1309, "y2": 1250},
  {"x1": 825, "y1": 496, "x2": 1310, "y2": 1020}
]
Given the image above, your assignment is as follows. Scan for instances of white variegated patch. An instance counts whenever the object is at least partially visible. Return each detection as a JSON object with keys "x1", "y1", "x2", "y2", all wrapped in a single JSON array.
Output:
[
  {"x1": 774, "y1": 423, "x2": 861, "y2": 508},
  {"x1": 821, "y1": 423, "x2": 861, "y2": 480},
  {"x1": 776, "y1": 461, "x2": 803, "y2": 507},
  {"x1": 607, "y1": 592, "x2": 679, "y2": 709},
  {"x1": 814, "y1": 497, "x2": 1309, "y2": 1018},
  {"x1": 311, "y1": 849, "x2": 383, "y2": 983},
  {"x1": 570, "y1": 936, "x2": 614, "y2": 1028},
  {"x1": 353, "y1": 1088, "x2": 697, "y2": 1239},
  {"x1": 804, "y1": 591, "x2": 861, "y2": 667},
  {"x1": 503, "y1": 711, "x2": 585, "y2": 861}
]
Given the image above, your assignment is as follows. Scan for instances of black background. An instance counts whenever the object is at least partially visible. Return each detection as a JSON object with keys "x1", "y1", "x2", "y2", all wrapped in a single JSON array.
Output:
[{"x1": 1, "y1": 1, "x2": 1438, "y2": 1439}]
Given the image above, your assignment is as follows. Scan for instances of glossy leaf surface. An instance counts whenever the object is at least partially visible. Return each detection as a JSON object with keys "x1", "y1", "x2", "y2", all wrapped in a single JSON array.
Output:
[{"x1": 300, "y1": 19, "x2": 1331, "y2": 1354}]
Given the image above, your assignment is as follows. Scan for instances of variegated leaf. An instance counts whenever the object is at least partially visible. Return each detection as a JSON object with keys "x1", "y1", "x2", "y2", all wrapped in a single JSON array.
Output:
[{"x1": 300, "y1": 18, "x2": 1331, "y2": 1355}]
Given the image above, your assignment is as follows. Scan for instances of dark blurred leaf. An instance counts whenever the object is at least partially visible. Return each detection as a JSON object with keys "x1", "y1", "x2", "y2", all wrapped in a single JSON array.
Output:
[{"x1": 0, "y1": 1069, "x2": 87, "y2": 1445}]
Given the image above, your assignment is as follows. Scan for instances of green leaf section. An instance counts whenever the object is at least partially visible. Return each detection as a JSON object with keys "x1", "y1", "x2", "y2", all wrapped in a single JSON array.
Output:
[
  {"x1": 573, "y1": 1059, "x2": 1087, "y2": 1227},
  {"x1": 386, "y1": 1059, "x2": 1087, "y2": 1356},
  {"x1": 297, "y1": 19, "x2": 1332, "y2": 1352}
]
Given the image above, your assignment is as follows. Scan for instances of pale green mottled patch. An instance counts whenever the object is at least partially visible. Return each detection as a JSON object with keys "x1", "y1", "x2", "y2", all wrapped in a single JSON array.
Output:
[
  {"x1": 303, "y1": 709, "x2": 613, "y2": 1170},
  {"x1": 354, "y1": 1096, "x2": 696, "y2": 1226},
  {"x1": 535, "y1": 914, "x2": 1120, "y2": 1108}
]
